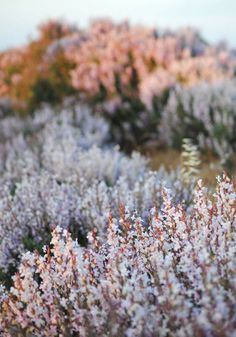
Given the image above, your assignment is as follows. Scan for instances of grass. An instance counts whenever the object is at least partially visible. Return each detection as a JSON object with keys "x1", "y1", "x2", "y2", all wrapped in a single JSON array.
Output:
[{"x1": 146, "y1": 148, "x2": 236, "y2": 186}]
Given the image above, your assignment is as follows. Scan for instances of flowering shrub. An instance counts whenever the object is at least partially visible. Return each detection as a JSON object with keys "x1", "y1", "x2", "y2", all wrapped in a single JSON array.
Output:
[
  {"x1": 0, "y1": 103, "x2": 110, "y2": 183},
  {"x1": 64, "y1": 20, "x2": 235, "y2": 147},
  {"x1": 161, "y1": 80, "x2": 236, "y2": 164},
  {"x1": 66, "y1": 20, "x2": 179, "y2": 98},
  {"x1": 0, "y1": 100, "x2": 229, "y2": 281},
  {"x1": 0, "y1": 103, "x2": 198, "y2": 280},
  {"x1": 64, "y1": 20, "x2": 234, "y2": 101},
  {"x1": 0, "y1": 174, "x2": 235, "y2": 337}
]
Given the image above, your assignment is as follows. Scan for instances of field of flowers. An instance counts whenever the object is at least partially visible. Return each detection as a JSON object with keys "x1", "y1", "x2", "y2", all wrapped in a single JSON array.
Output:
[{"x1": 0, "y1": 19, "x2": 235, "y2": 337}]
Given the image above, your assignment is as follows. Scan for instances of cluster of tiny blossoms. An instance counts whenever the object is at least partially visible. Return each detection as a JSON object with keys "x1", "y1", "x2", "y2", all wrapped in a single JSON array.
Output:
[
  {"x1": 0, "y1": 103, "x2": 193, "y2": 273},
  {"x1": 0, "y1": 174, "x2": 235, "y2": 337}
]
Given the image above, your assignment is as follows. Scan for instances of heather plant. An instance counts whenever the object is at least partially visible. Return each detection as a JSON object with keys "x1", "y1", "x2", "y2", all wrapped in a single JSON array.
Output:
[
  {"x1": 0, "y1": 174, "x2": 235, "y2": 337},
  {"x1": 0, "y1": 147, "x2": 190, "y2": 279},
  {"x1": 64, "y1": 20, "x2": 234, "y2": 147},
  {"x1": 160, "y1": 80, "x2": 236, "y2": 163},
  {"x1": 65, "y1": 19, "x2": 234, "y2": 102},
  {"x1": 0, "y1": 104, "x2": 198, "y2": 281}
]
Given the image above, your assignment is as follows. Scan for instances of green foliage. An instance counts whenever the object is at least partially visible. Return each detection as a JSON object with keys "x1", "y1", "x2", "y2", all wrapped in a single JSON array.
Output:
[{"x1": 29, "y1": 78, "x2": 58, "y2": 111}]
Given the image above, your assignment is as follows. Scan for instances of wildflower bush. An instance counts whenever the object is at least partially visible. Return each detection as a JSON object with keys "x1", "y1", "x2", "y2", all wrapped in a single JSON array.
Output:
[
  {"x1": 161, "y1": 80, "x2": 236, "y2": 164},
  {"x1": 0, "y1": 174, "x2": 235, "y2": 337},
  {"x1": 0, "y1": 104, "x2": 195, "y2": 282}
]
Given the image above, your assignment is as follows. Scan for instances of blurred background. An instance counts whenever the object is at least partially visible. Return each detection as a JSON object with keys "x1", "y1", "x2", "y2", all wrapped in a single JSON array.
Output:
[{"x1": 0, "y1": 0, "x2": 236, "y2": 183}]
